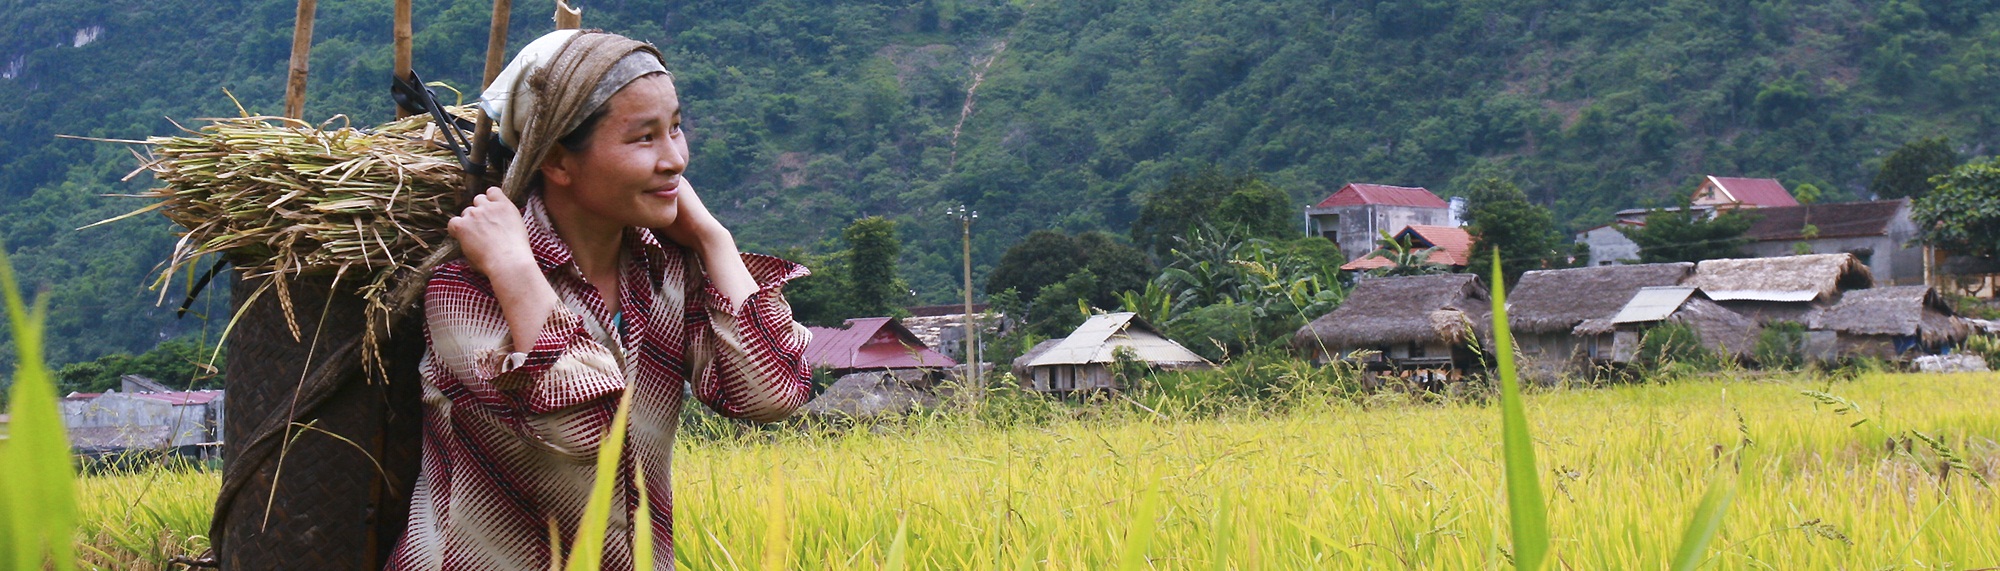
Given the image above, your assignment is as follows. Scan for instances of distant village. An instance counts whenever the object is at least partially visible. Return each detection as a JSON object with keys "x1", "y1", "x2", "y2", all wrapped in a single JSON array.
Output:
[{"x1": 26, "y1": 176, "x2": 2000, "y2": 454}]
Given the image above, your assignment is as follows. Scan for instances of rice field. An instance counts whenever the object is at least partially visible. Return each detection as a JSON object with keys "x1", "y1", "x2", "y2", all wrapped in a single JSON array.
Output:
[{"x1": 77, "y1": 372, "x2": 2000, "y2": 570}]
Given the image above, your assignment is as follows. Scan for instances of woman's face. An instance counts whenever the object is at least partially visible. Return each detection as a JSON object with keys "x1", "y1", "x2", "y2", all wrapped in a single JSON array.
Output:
[{"x1": 543, "y1": 73, "x2": 688, "y2": 231}]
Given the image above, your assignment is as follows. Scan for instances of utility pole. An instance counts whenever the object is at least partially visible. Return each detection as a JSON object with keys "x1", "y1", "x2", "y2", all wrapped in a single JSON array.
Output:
[{"x1": 948, "y1": 205, "x2": 979, "y2": 388}]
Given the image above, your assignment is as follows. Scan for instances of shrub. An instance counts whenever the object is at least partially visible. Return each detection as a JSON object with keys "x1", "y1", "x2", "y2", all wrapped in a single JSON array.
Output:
[
  {"x1": 1636, "y1": 322, "x2": 1713, "y2": 369},
  {"x1": 1753, "y1": 321, "x2": 1808, "y2": 370}
]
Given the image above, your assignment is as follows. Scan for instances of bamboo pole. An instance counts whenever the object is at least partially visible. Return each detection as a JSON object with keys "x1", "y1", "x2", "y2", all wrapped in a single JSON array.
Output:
[
  {"x1": 464, "y1": 0, "x2": 514, "y2": 202},
  {"x1": 393, "y1": 0, "x2": 413, "y2": 118},
  {"x1": 555, "y1": 0, "x2": 582, "y2": 29},
  {"x1": 282, "y1": 0, "x2": 319, "y2": 119}
]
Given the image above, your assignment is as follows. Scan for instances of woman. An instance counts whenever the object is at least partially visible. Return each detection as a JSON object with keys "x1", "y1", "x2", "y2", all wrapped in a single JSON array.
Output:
[{"x1": 385, "y1": 30, "x2": 812, "y2": 570}]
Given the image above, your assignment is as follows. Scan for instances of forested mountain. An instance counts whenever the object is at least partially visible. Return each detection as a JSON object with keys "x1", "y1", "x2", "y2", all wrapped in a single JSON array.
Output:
[{"x1": 3, "y1": 0, "x2": 1998, "y2": 372}]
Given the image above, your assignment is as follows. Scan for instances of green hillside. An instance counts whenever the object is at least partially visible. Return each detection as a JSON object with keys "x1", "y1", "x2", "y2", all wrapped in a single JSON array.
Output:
[{"x1": 2, "y1": 0, "x2": 1996, "y2": 371}]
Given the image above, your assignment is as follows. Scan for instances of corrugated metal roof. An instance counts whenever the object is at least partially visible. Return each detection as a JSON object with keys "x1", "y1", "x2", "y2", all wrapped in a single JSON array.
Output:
[
  {"x1": 804, "y1": 317, "x2": 957, "y2": 371},
  {"x1": 1339, "y1": 225, "x2": 1472, "y2": 270},
  {"x1": 1314, "y1": 183, "x2": 1449, "y2": 208},
  {"x1": 1611, "y1": 286, "x2": 1696, "y2": 324},
  {"x1": 1743, "y1": 200, "x2": 1906, "y2": 241},
  {"x1": 1707, "y1": 176, "x2": 1798, "y2": 207},
  {"x1": 1023, "y1": 312, "x2": 1209, "y2": 367}
]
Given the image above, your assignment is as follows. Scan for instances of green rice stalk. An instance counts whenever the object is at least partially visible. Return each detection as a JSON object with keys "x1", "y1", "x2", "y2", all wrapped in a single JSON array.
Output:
[
  {"x1": 563, "y1": 390, "x2": 636, "y2": 571},
  {"x1": 1489, "y1": 251, "x2": 1549, "y2": 570},
  {"x1": 1, "y1": 242, "x2": 79, "y2": 571},
  {"x1": 1669, "y1": 467, "x2": 1738, "y2": 571}
]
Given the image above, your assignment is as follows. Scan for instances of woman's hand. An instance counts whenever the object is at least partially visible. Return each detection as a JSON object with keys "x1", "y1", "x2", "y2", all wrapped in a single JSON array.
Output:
[
  {"x1": 448, "y1": 186, "x2": 559, "y2": 354},
  {"x1": 449, "y1": 187, "x2": 538, "y2": 277},
  {"x1": 657, "y1": 178, "x2": 731, "y2": 250},
  {"x1": 656, "y1": 179, "x2": 758, "y2": 311}
]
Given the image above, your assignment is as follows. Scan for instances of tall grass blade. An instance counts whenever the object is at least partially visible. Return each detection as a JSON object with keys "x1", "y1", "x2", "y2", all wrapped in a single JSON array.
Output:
[
  {"x1": 1489, "y1": 253, "x2": 1548, "y2": 570},
  {"x1": 1209, "y1": 489, "x2": 1233, "y2": 571},
  {"x1": 761, "y1": 462, "x2": 790, "y2": 570},
  {"x1": 563, "y1": 390, "x2": 637, "y2": 571},
  {"x1": 1, "y1": 244, "x2": 78, "y2": 571},
  {"x1": 1668, "y1": 468, "x2": 1738, "y2": 571},
  {"x1": 1119, "y1": 480, "x2": 1161, "y2": 571},
  {"x1": 885, "y1": 515, "x2": 910, "y2": 571},
  {"x1": 633, "y1": 462, "x2": 654, "y2": 571}
]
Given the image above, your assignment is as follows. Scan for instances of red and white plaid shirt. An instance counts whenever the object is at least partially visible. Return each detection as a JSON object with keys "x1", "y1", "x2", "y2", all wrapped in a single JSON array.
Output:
[{"x1": 386, "y1": 195, "x2": 812, "y2": 571}]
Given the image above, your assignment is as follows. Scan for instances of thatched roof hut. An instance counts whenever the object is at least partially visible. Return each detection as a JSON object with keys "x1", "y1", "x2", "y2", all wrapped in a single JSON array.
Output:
[
  {"x1": 1807, "y1": 286, "x2": 1969, "y2": 345},
  {"x1": 1575, "y1": 286, "x2": 1761, "y2": 358},
  {"x1": 1295, "y1": 273, "x2": 1489, "y2": 350},
  {"x1": 1688, "y1": 253, "x2": 1873, "y2": 303},
  {"x1": 1508, "y1": 263, "x2": 1694, "y2": 335}
]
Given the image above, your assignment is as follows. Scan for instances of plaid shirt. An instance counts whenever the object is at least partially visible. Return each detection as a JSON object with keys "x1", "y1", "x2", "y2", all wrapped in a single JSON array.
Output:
[{"x1": 386, "y1": 195, "x2": 812, "y2": 571}]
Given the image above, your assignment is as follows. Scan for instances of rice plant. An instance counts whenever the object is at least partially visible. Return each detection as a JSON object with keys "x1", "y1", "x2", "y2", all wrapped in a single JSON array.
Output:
[{"x1": 1, "y1": 243, "x2": 79, "y2": 571}]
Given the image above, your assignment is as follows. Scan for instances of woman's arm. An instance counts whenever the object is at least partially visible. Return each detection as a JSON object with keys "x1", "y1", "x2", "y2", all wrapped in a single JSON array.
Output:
[
  {"x1": 448, "y1": 186, "x2": 561, "y2": 354},
  {"x1": 656, "y1": 180, "x2": 757, "y2": 312},
  {"x1": 660, "y1": 180, "x2": 813, "y2": 422}
]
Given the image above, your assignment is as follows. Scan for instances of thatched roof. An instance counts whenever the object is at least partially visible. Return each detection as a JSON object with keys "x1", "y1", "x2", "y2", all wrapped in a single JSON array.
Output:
[
  {"x1": 1508, "y1": 263, "x2": 1693, "y2": 334},
  {"x1": 1807, "y1": 286, "x2": 1969, "y2": 343},
  {"x1": 1673, "y1": 296, "x2": 1762, "y2": 357},
  {"x1": 1295, "y1": 273, "x2": 1488, "y2": 349},
  {"x1": 1689, "y1": 253, "x2": 1873, "y2": 302},
  {"x1": 1574, "y1": 289, "x2": 1760, "y2": 357}
]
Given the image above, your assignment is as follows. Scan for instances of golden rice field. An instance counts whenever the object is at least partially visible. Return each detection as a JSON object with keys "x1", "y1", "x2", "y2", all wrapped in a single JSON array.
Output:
[{"x1": 79, "y1": 372, "x2": 2000, "y2": 570}]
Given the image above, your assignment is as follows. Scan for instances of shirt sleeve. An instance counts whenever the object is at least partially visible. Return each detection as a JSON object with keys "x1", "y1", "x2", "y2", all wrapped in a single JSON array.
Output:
[
  {"x1": 686, "y1": 252, "x2": 814, "y2": 423},
  {"x1": 424, "y1": 263, "x2": 627, "y2": 422}
]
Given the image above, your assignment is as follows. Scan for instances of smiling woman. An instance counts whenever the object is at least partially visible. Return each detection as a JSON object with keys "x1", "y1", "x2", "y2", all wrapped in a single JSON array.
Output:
[{"x1": 384, "y1": 30, "x2": 815, "y2": 571}]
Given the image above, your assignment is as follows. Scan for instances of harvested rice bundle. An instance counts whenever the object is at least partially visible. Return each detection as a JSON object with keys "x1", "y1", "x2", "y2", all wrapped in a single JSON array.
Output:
[{"x1": 101, "y1": 107, "x2": 487, "y2": 374}]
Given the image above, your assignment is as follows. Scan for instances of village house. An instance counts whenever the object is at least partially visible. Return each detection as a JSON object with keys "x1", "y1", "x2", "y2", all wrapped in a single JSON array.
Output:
[
  {"x1": 1738, "y1": 199, "x2": 1923, "y2": 285},
  {"x1": 1590, "y1": 176, "x2": 1802, "y2": 266},
  {"x1": 897, "y1": 303, "x2": 1008, "y2": 362},
  {"x1": 800, "y1": 317, "x2": 958, "y2": 418},
  {"x1": 1690, "y1": 176, "x2": 1800, "y2": 210},
  {"x1": 1293, "y1": 273, "x2": 1489, "y2": 379},
  {"x1": 1687, "y1": 253, "x2": 1874, "y2": 325},
  {"x1": 1576, "y1": 221, "x2": 1644, "y2": 266},
  {"x1": 1339, "y1": 225, "x2": 1473, "y2": 272},
  {"x1": 1013, "y1": 312, "x2": 1211, "y2": 393},
  {"x1": 1577, "y1": 286, "x2": 1762, "y2": 363},
  {"x1": 1805, "y1": 286, "x2": 1970, "y2": 361},
  {"x1": 803, "y1": 317, "x2": 957, "y2": 377},
  {"x1": 1303, "y1": 183, "x2": 1458, "y2": 262},
  {"x1": 61, "y1": 375, "x2": 225, "y2": 460},
  {"x1": 1505, "y1": 263, "x2": 1694, "y2": 382}
]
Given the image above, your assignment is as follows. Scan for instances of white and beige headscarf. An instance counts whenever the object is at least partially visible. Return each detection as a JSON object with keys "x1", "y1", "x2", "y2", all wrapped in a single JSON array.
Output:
[{"x1": 477, "y1": 29, "x2": 669, "y2": 202}]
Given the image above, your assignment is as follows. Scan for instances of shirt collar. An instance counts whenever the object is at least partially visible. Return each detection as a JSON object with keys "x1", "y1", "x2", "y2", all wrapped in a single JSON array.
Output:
[{"x1": 523, "y1": 194, "x2": 669, "y2": 276}]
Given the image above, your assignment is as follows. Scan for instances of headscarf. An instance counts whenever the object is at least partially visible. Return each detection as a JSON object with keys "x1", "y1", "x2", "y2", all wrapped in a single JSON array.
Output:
[
  {"x1": 477, "y1": 29, "x2": 668, "y2": 202},
  {"x1": 388, "y1": 30, "x2": 668, "y2": 320}
]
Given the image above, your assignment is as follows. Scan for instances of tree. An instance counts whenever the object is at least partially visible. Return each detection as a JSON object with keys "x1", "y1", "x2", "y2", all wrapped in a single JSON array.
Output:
[
  {"x1": 1363, "y1": 231, "x2": 1451, "y2": 277},
  {"x1": 1618, "y1": 202, "x2": 1755, "y2": 263},
  {"x1": 1131, "y1": 167, "x2": 1295, "y2": 257},
  {"x1": 985, "y1": 230, "x2": 1087, "y2": 299},
  {"x1": 1914, "y1": 157, "x2": 2000, "y2": 259},
  {"x1": 1460, "y1": 178, "x2": 1566, "y2": 280},
  {"x1": 1871, "y1": 137, "x2": 1960, "y2": 199},
  {"x1": 986, "y1": 230, "x2": 1153, "y2": 308},
  {"x1": 843, "y1": 216, "x2": 905, "y2": 317}
]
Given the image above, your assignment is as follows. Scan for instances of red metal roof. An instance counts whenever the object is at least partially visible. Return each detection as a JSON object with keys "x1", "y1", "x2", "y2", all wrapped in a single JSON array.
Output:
[
  {"x1": 1314, "y1": 183, "x2": 1449, "y2": 208},
  {"x1": 1709, "y1": 177, "x2": 1798, "y2": 207},
  {"x1": 804, "y1": 317, "x2": 957, "y2": 372},
  {"x1": 1340, "y1": 225, "x2": 1473, "y2": 270}
]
